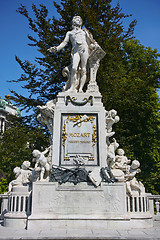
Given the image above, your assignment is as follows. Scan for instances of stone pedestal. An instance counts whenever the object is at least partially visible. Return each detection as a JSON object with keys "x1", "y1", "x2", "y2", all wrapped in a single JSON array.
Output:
[
  {"x1": 52, "y1": 92, "x2": 106, "y2": 170},
  {"x1": 27, "y1": 92, "x2": 153, "y2": 231},
  {"x1": 4, "y1": 186, "x2": 31, "y2": 228},
  {"x1": 27, "y1": 182, "x2": 153, "y2": 230}
]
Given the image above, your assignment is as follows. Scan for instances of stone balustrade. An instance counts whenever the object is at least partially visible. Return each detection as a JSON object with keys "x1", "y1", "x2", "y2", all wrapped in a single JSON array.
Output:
[
  {"x1": 148, "y1": 195, "x2": 160, "y2": 217},
  {"x1": 126, "y1": 193, "x2": 150, "y2": 214},
  {"x1": 1, "y1": 187, "x2": 160, "y2": 230},
  {"x1": 0, "y1": 186, "x2": 31, "y2": 228},
  {"x1": 0, "y1": 189, "x2": 31, "y2": 217},
  {"x1": 1, "y1": 191, "x2": 160, "y2": 217},
  {"x1": 8, "y1": 193, "x2": 31, "y2": 215}
]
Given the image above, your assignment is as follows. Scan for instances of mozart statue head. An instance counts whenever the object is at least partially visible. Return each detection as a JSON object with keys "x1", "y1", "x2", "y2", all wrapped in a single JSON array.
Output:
[{"x1": 72, "y1": 16, "x2": 83, "y2": 27}]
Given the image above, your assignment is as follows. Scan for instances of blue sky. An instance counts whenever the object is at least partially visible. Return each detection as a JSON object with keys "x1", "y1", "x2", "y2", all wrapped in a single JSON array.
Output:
[{"x1": 1, "y1": 0, "x2": 160, "y2": 100}]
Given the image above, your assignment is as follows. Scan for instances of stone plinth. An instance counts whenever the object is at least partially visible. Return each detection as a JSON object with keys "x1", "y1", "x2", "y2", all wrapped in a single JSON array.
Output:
[
  {"x1": 27, "y1": 182, "x2": 153, "y2": 230},
  {"x1": 52, "y1": 92, "x2": 106, "y2": 170},
  {"x1": 4, "y1": 186, "x2": 31, "y2": 228}
]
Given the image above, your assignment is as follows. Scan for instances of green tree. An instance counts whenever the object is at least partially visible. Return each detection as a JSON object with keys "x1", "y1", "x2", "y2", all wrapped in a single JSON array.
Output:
[
  {"x1": 105, "y1": 39, "x2": 160, "y2": 194},
  {"x1": 0, "y1": 170, "x2": 8, "y2": 194},
  {"x1": 0, "y1": 116, "x2": 49, "y2": 189},
  {"x1": 9, "y1": 0, "x2": 136, "y2": 122},
  {"x1": 0, "y1": 178, "x2": 8, "y2": 194},
  {"x1": 7, "y1": 0, "x2": 160, "y2": 193}
]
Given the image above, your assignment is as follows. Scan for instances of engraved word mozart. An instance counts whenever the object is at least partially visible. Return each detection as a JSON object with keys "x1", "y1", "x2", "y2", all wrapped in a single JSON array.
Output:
[{"x1": 69, "y1": 133, "x2": 90, "y2": 137}]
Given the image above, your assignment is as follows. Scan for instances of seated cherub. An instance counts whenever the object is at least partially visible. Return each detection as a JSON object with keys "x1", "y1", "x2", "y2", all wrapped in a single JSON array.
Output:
[
  {"x1": 125, "y1": 160, "x2": 144, "y2": 196},
  {"x1": 113, "y1": 148, "x2": 131, "y2": 172},
  {"x1": 8, "y1": 161, "x2": 31, "y2": 192}
]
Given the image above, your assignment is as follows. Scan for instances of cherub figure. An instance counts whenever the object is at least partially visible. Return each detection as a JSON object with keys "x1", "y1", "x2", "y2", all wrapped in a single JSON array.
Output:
[
  {"x1": 37, "y1": 99, "x2": 56, "y2": 135},
  {"x1": 125, "y1": 160, "x2": 144, "y2": 196},
  {"x1": 32, "y1": 147, "x2": 51, "y2": 181},
  {"x1": 107, "y1": 138, "x2": 119, "y2": 168},
  {"x1": 8, "y1": 161, "x2": 31, "y2": 192},
  {"x1": 105, "y1": 109, "x2": 120, "y2": 138},
  {"x1": 113, "y1": 148, "x2": 131, "y2": 172}
]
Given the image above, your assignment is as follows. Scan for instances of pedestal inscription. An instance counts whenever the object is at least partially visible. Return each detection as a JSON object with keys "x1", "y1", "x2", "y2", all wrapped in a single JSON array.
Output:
[{"x1": 60, "y1": 114, "x2": 99, "y2": 166}]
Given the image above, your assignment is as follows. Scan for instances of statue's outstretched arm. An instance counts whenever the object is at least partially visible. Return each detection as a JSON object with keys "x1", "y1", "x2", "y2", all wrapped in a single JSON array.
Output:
[
  {"x1": 48, "y1": 31, "x2": 70, "y2": 53},
  {"x1": 42, "y1": 146, "x2": 51, "y2": 155}
]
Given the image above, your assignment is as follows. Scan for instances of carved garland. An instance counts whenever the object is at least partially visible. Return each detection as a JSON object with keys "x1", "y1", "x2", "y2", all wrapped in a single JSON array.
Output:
[
  {"x1": 65, "y1": 96, "x2": 93, "y2": 106},
  {"x1": 92, "y1": 125, "x2": 97, "y2": 146},
  {"x1": 62, "y1": 124, "x2": 67, "y2": 147}
]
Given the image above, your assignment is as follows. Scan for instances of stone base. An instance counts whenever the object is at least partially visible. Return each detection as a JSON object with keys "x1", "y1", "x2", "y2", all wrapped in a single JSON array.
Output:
[
  {"x1": 27, "y1": 218, "x2": 153, "y2": 231},
  {"x1": 154, "y1": 214, "x2": 160, "y2": 221},
  {"x1": 3, "y1": 185, "x2": 30, "y2": 229},
  {"x1": 27, "y1": 182, "x2": 153, "y2": 230},
  {"x1": 4, "y1": 212, "x2": 27, "y2": 228}
]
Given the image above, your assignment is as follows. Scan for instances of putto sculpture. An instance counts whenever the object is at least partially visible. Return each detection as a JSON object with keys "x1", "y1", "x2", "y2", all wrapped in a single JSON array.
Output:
[
  {"x1": 8, "y1": 161, "x2": 32, "y2": 192},
  {"x1": 125, "y1": 160, "x2": 145, "y2": 196},
  {"x1": 32, "y1": 147, "x2": 52, "y2": 181},
  {"x1": 37, "y1": 100, "x2": 56, "y2": 141},
  {"x1": 113, "y1": 148, "x2": 131, "y2": 171},
  {"x1": 48, "y1": 16, "x2": 105, "y2": 93},
  {"x1": 106, "y1": 138, "x2": 119, "y2": 168}
]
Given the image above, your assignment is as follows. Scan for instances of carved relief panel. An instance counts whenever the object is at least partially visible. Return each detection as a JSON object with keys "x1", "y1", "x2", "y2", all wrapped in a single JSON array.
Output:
[{"x1": 60, "y1": 113, "x2": 99, "y2": 166}]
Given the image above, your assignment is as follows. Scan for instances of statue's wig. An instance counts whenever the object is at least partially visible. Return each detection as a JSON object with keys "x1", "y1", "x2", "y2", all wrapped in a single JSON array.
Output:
[{"x1": 72, "y1": 16, "x2": 83, "y2": 27}]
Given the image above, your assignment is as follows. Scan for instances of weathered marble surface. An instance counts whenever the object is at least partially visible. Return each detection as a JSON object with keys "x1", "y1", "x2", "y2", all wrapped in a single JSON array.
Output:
[
  {"x1": 32, "y1": 147, "x2": 52, "y2": 181},
  {"x1": 48, "y1": 16, "x2": 105, "y2": 93},
  {"x1": 8, "y1": 161, "x2": 31, "y2": 192},
  {"x1": 27, "y1": 182, "x2": 153, "y2": 230},
  {"x1": 52, "y1": 92, "x2": 106, "y2": 171},
  {"x1": 0, "y1": 221, "x2": 160, "y2": 240}
]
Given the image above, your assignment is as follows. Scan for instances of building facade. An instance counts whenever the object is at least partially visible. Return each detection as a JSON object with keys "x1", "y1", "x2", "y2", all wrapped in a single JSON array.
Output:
[{"x1": 0, "y1": 97, "x2": 21, "y2": 134}]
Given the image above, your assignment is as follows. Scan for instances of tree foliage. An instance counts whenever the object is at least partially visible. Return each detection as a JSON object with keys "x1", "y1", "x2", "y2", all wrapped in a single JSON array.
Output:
[
  {"x1": 108, "y1": 40, "x2": 160, "y2": 194},
  {"x1": 0, "y1": 178, "x2": 8, "y2": 194},
  {"x1": 6, "y1": 0, "x2": 160, "y2": 194},
  {"x1": 9, "y1": 0, "x2": 136, "y2": 120},
  {"x1": 0, "y1": 116, "x2": 49, "y2": 191}
]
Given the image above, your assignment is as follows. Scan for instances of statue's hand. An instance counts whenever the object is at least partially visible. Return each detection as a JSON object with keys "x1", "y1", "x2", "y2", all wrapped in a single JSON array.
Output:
[
  {"x1": 48, "y1": 46, "x2": 57, "y2": 53},
  {"x1": 137, "y1": 168, "x2": 141, "y2": 173}
]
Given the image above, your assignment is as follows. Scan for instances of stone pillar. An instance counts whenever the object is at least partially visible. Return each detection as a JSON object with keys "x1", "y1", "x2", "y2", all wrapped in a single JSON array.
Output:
[{"x1": 52, "y1": 92, "x2": 107, "y2": 170}]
